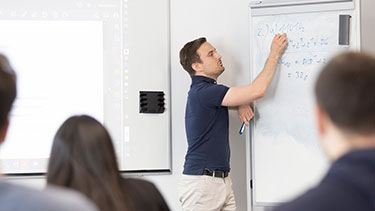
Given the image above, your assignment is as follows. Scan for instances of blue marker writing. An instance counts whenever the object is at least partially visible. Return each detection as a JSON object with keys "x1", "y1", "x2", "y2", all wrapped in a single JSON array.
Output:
[{"x1": 239, "y1": 122, "x2": 246, "y2": 135}]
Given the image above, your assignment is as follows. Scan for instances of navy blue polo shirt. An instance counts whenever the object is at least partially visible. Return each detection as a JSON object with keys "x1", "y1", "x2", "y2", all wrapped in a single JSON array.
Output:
[
  {"x1": 183, "y1": 75, "x2": 230, "y2": 175},
  {"x1": 274, "y1": 149, "x2": 375, "y2": 211}
]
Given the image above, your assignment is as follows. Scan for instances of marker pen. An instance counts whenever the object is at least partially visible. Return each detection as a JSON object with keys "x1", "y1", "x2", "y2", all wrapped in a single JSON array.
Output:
[{"x1": 239, "y1": 122, "x2": 246, "y2": 135}]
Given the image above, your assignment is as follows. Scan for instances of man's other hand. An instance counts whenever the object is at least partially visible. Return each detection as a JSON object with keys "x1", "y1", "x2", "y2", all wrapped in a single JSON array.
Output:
[{"x1": 237, "y1": 104, "x2": 254, "y2": 126}]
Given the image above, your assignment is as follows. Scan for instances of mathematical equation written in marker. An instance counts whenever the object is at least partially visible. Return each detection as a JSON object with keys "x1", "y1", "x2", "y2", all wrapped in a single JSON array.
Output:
[
  {"x1": 286, "y1": 37, "x2": 329, "y2": 51},
  {"x1": 287, "y1": 71, "x2": 309, "y2": 81},
  {"x1": 256, "y1": 22, "x2": 305, "y2": 37},
  {"x1": 278, "y1": 54, "x2": 327, "y2": 69},
  {"x1": 255, "y1": 21, "x2": 331, "y2": 51}
]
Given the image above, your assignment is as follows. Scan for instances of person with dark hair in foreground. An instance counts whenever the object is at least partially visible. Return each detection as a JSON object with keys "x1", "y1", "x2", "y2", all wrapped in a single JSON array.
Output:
[
  {"x1": 0, "y1": 54, "x2": 98, "y2": 211},
  {"x1": 274, "y1": 52, "x2": 375, "y2": 211},
  {"x1": 47, "y1": 115, "x2": 170, "y2": 211}
]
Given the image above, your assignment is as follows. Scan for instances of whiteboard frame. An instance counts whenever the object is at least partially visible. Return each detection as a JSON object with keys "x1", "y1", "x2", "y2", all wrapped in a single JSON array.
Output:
[
  {"x1": 249, "y1": 0, "x2": 352, "y2": 8},
  {"x1": 250, "y1": 0, "x2": 354, "y2": 16},
  {"x1": 247, "y1": 0, "x2": 361, "y2": 209}
]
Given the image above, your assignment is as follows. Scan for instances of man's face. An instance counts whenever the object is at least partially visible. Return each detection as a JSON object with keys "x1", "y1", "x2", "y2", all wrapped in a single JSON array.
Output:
[{"x1": 195, "y1": 42, "x2": 225, "y2": 78}]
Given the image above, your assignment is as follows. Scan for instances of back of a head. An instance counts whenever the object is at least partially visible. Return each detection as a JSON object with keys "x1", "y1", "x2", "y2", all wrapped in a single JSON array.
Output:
[
  {"x1": 179, "y1": 37, "x2": 206, "y2": 76},
  {"x1": 0, "y1": 54, "x2": 16, "y2": 129},
  {"x1": 315, "y1": 52, "x2": 375, "y2": 135},
  {"x1": 47, "y1": 115, "x2": 130, "y2": 211}
]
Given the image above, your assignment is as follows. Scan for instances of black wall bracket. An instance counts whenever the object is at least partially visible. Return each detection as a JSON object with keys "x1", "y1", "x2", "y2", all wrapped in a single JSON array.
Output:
[
  {"x1": 339, "y1": 14, "x2": 351, "y2": 45},
  {"x1": 139, "y1": 91, "x2": 165, "y2": 114}
]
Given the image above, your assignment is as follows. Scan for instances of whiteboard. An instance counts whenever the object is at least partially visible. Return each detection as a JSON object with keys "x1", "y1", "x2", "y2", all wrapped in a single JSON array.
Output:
[
  {"x1": 249, "y1": 1, "x2": 360, "y2": 205},
  {"x1": 0, "y1": 0, "x2": 170, "y2": 174}
]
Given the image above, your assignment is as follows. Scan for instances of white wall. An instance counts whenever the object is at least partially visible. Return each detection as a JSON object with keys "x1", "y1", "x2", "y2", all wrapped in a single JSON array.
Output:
[
  {"x1": 361, "y1": 0, "x2": 375, "y2": 56},
  {"x1": 145, "y1": 1, "x2": 252, "y2": 210},
  {"x1": 5, "y1": 1, "x2": 253, "y2": 211}
]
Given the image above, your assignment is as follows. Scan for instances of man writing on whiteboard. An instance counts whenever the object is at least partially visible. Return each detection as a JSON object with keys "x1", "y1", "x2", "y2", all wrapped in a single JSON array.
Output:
[
  {"x1": 274, "y1": 52, "x2": 375, "y2": 211},
  {"x1": 178, "y1": 33, "x2": 287, "y2": 210}
]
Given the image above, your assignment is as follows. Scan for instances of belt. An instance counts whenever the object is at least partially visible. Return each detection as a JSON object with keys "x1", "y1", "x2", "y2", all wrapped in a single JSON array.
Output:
[{"x1": 203, "y1": 169, "x2": 228, "y2": 178}]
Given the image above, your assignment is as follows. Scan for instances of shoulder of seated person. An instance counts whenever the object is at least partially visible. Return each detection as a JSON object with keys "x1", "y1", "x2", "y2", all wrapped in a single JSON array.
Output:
[{"x1": 0, "y1": 182, "x2": 98, "y2": 211}]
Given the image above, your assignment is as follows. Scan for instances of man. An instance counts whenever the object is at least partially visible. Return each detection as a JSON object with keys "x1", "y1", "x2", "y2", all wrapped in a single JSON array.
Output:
[
  {"x1": 0, "y1": 54, "x2": 98, "y2": 211},
  {"x1": 178, "y1": 34, "x2": 287, "y2": 210},
  {"x1": 274, "y1": 52, "x2": 375, "y2": 211}
]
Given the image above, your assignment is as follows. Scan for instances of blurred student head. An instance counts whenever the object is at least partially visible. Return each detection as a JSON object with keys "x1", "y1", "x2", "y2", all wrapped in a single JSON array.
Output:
[
  {"x1": 314, "y1": 51, "x2": 375, "y2": 160},
  {"x1": 0, "y1": 54, "x2": 16, "y2": 144},
  {"x1": 47, "y1": 115, "x2": 130, "y2": 211}
]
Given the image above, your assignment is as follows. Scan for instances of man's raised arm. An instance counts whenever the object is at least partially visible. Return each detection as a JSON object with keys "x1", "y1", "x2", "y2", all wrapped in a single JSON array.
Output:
[{"x1": 222, "y1": 33, "x2": 287, "y2": 107}]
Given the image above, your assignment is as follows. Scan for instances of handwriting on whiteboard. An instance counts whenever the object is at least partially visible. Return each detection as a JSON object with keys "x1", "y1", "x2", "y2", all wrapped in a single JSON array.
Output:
[
  {"x1": 286, "y1": 37, "x2": 329, "y2": 51},
  {"x1": 278, "y1": 54, "x2": 327, "y2": 68},
  {"x1": 256, "y1": 22, "x2": 305, "y2": 37},
  {"x1": 255, "y1": 21, "x2": 332, "y2": 82}
]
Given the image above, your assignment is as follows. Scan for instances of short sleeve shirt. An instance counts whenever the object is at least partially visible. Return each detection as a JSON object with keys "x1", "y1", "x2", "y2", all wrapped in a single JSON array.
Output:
[{"x1": 183, "y1": 75, "x2": 230, "y2": 175}]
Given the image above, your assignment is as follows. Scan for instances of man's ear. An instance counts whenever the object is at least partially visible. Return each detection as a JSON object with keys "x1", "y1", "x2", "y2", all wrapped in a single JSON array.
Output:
[
  {"x1": 0, "y1": 119, "x2": 9, "y2": 144},
  {"x1": 191, "y1": 62, "x2": 202, "y2": 73},
  {"x1": 315, "y1": 105, "x2": 326, "y2": 136}
]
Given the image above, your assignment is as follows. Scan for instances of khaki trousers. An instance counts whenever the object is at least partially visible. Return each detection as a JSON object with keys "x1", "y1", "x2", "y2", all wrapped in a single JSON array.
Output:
[{"x1": 178, "y1": 174, "x2": 237, "y2": 211}]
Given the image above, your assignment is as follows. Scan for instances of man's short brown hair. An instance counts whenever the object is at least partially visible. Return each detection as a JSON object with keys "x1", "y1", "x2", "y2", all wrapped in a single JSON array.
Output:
[
  {"x1": 179, "y1": 37, "x2": 206, "y2": 76},
  {"x1": 0, "y1": 54, "x2": 16, "y2": 127},
  {"x1": 315, "y1": 52, "x2": 375, "y2": 135}
]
